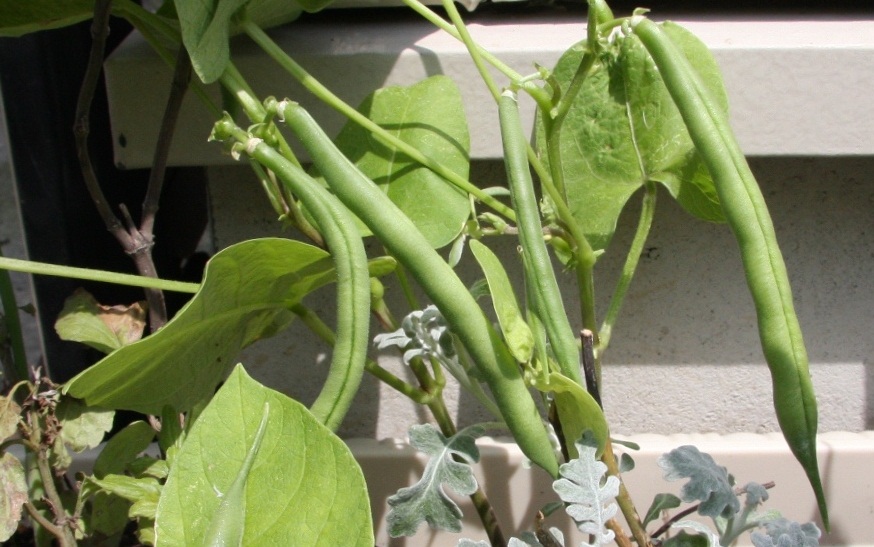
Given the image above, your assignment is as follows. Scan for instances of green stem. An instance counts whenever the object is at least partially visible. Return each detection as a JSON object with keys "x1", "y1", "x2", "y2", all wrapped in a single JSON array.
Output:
[
  {"x1": 240, "y1": 20, "x2": 517, "y2": 222},
  {"x1": 441, "y1": 0, "x2": 501, "y2": 101},
  {"x1": 599, "y1": 182, "x2": 656, "y2": 356},
  {"x1": 0, "y1": 256, "x2": 199, "y2": 293},
  {"x1": 289, "y1": 303, "x2": 432, "y2": 404}
]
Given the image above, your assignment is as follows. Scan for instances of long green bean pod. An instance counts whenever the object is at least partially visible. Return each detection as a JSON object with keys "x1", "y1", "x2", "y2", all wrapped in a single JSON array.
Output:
[
  {"x1": 631, "y1": 17, "x2": 827, "y2": 527},
  {"x1": 499, "y1": 90, "x2": 582, "y2": 388},
  {"x1": 272, "y1": 99, "x2": 560, "y2": 477},
  {"x1": 211, "y1": 116, "x2": 371, "y2": 433}
]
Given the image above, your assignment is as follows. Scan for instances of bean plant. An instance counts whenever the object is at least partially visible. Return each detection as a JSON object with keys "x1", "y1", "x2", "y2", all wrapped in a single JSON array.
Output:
[{"x1": 0, "y1": 0, "x2": 828, "y2": 545}]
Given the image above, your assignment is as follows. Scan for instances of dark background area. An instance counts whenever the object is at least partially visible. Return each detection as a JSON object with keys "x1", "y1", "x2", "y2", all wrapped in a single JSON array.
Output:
[{"x1": 0, "y1": 17, "x2": 208, "y2": 382}]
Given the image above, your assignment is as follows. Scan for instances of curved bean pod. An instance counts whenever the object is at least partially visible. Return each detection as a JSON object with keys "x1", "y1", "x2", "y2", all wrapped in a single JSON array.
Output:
[
  {"x1": 273, "y1": 100, "x2": 560, "y2": 477},
  {"x1": 212, "y1": 116, "x2": 371, "y2": 432},
  {"x1": 632, "y1": 18, "x2": 827, "y2": 528}
]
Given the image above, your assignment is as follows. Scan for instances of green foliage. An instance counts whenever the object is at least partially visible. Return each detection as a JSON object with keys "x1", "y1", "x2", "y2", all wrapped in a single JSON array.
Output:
[
  {"x1": 469, "y1": 239, "x2": 534, "y2": 363},
  {"x1": 0, "y1": 0, "x2": 93, "y2": 37},
  {"x1": 536, "y1": 23, "x2": 727, "y2": 253},
  {"x1": 155, "y1": 364, "x2": 373, "y2": 546},
  {"x1": 552, "y1": 435, "x2": 620, "y2": 546},
  {"x1": 55, "y1": 397, "x2": 114, "y2": 453},
  {"x1": 87, "y1": 421, "x2": 157, "y2": 536},
  {"x1": 325, "y1": 75, "x2": 471, "y2": 249},
  {"x1": 64, "y1": 238, "x2": 336, "y2": 415},
  {"x1": 0, "y1": 0, "x2": 830, "y2": 544},
  {"x1": 176, "y1": 0, "x2": 304, "y2": 83},
  {"x1": 658, "y1": 445, "x2": 740, "y2": 519},
  {"x1": 387, "y1": 424, "x2": 485, "y2": 537},
  {"x1": 642, "y1": 492, "x2": 681, "y2": 528}
]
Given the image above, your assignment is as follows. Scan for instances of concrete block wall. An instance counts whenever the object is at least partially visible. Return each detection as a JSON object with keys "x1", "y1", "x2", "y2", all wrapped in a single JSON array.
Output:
[{"x1": 206, "y1": 156, "x2": 874, "y2": 439}]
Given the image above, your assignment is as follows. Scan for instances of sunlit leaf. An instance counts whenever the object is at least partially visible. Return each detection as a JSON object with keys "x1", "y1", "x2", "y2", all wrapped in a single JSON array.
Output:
[
  {"x1": 325, "y1": 76, "x2": 470, "y2": 249},
  {"x1": 155, "y1": 364, "x2": 373, "y2": 546},
  {"x1": 64, "y1": 238, "x2": 335, "y2": 415},
  {"x1": 536, "y1": 23, "x2": 728, "y2": 253},
  {"x1": 469, "y1": 240, "x2": 533, "y2": 363}
]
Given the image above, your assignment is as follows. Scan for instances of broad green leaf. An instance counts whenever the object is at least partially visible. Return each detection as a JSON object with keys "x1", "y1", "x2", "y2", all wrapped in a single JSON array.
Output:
[
  {"x1": 327, "y1": 76, "x2": 470, "y2": 249},
  {"x1": 536, "y1": 23, "x2": 727, "y2": 253},
  {"x1": 469, "y1": 240, "x2": 533, "y2": 363},
  {"x1": 0, "y1": 453, "x2": 27, "y2": 542},
  {"x1": 155, "y1": 364, "x2": 373, "y2": 546},
  {"x1": 56, "y1": 397, "x2": 114, "y2": 452},
  {"x1": 0, "y1": 0, "x2": 93, "y2": 37},
  {"x1": 552, "y1": 435, "x2": 619, "y2": 545},
  {"x1": 658, "y1": 445, "x2": 739, "y2": 519},
  {"x1": 536, "y1": 373, "x2": 608, "y2": 459},
  {"x1": 64, "y1": 238, "x2": 335, "y2": 415},
  {"x1": 387, "y1": 424, "x2": 484, "y2": 537},
  {"x1": 55, "y1": 288, "x2": 146, "y2": 354},
  {"x1": 86, "y1": 475, "x2": 162, "y2": 505},
  {"x1": 642, "y1": 492, "x2": 682, "y2": 528},
  {"x1": 176, "y1": 0, "x2": 304, "y2": 84}
]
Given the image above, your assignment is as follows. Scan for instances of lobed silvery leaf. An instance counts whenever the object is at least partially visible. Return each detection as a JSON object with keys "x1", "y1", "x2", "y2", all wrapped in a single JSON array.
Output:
[
  {"x1": 552, "y1": 437, "x2": 619, "y2": 546},
  {"x1": 744, "y1": 482, "x2": 770, "y2": 507},
  {"x1": 750, "y1": 518, "x2": 820, "y2": 547},
  {"x1": 458, "y1": 540, "x2": 490, "y2": 547},
  {"x1": 508, "y1": 529, "x2": 566, "y2": 547},
  {"x1": 658, "y1": 445, "x2": 740, "y2": 518},
  {"x1": 387, "y1": 424, "x2": 485, "y2": 537},
  {"x1": 374, "y1": 305, "x2": 459, "y2": 368}
]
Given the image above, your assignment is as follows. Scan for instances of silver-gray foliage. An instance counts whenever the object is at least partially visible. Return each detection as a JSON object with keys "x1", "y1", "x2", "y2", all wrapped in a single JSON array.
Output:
[
  {"x1": 658, "y1": 445, "x2": 740, "y2": 518},
  {"x1": 751, "y1": 518, "x2": 821, "y2": 547},
  {"x1": 387, "y1": 424, "x2": 485, "y2": 537},
  {"x1": 552, "y1": 437, "x2": 619, "y2": 546},
  {"x1": 374, "y1": 305, "x2": 457, "y2": 366}
]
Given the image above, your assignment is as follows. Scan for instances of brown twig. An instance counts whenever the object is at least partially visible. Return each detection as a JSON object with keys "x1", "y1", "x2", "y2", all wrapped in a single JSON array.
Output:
[
  {"x1": 580, "y1": 329, "x2": 601, "y2": 408},
  {"x1": 73, "y1": 0, "x2": 193, "y2": 332},
  {"x1": 650, "y1": 481, "x2": 777, "y2": 540}
]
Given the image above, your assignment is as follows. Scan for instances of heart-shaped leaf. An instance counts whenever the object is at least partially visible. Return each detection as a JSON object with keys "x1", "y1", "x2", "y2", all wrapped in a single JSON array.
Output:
[
  {"x1": 537, "y1": 23, "x2": 727, "y2": 253},
  {"x1": 155, "y1": 364, "x2": 373, "y2": 546},
  {"x1": 325, "y1": 75, "x2": 470, "y2": 249}
]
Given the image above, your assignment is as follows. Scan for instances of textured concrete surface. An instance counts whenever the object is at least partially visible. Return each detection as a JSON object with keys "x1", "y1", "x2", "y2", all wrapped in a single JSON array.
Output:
[{"x1": 207, "y1": 157, "x2": 874, "y2": 439}]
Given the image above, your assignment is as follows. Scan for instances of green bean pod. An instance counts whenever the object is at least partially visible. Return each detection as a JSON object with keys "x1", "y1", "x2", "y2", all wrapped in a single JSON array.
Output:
[
  {"x1": 499, "y1": 90, "x2": 582, "y2": 387},
  {"x1": 273, "y1": 99, "x2": 560, "y2": 477},
  {"x1": 632, "y1": 18, "x2": 827, "y2": 527},
  {"x1": 212, "y1": 115, "x2": 371, "y2": 433}
]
